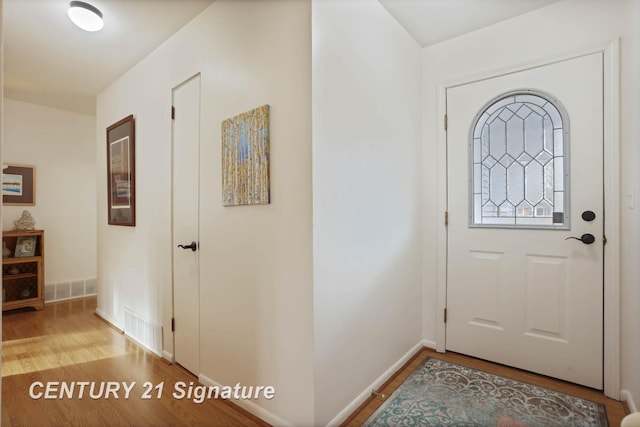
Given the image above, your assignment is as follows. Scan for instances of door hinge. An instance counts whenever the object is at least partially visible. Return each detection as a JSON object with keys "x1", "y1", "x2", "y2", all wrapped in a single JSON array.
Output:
[
  {"x1": 444, "y1": 308, "x2": 448, "y2": 323},
  {"x1": 445, "y1": 211, "x2": 449, "y2": 226},
  {"x1": 171, "y1": 318, "x2": 175, "y2": 332},
  {"x1": 171, "y1": 105, "x2": 175, "y2": 120},
  {"x1": 444, "y1": 114, "x2": 448, "y2": 131},
  {"x1": 603, "y1": 235, "x2": 608, "y2": 245}
]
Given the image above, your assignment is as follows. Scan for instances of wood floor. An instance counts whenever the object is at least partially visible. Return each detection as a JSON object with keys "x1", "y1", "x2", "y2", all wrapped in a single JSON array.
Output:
[
  {"x1": 3, "y1": 297, "x2": 628, "y2": 426},
  {"x1": 2, "y1": 297, "x2": 268, "y2": 426},
  {"x1": 342, "y1": 347, "x2": 628, "y2": 427}
]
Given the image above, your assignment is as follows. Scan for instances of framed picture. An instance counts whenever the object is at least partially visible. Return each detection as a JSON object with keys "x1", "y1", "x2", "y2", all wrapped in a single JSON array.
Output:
[
  {"x1": 2, "y1": 164, "x2": 36, "y2": 205},
  {"x1": 106, "y1": 115, "x2": 136, "y2": 226},
  {"x1": 15, "y1": 236, "x2": 37, "y2": 258},
  {"x1": 222, "y1": 105, "x2": 270, "y2": 206}
]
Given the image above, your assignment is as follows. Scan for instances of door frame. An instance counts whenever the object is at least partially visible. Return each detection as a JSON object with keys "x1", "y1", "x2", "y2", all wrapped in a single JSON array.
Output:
[{"x1": 434, "y1": 40, "x2": 621, "y2": 399}]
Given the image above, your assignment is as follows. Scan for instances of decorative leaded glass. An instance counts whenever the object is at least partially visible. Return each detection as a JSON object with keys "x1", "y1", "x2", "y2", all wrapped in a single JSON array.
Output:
[{"x1": 470, "y1": 90, "x2": 569, "y2": 228}]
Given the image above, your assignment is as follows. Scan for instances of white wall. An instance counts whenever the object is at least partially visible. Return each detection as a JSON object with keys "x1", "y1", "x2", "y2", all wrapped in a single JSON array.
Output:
[
  {"x1": 3, "y1": 99, "x2": 96, "y2": 287},
  {"x1": 421, "y1": 0, "x2": 640, "y2": 409},
  {"x1": 620, "y1": 0, "x2": 640, "y2": 412},
  {"x1": 1, "y1": 0, "x2": 4, "y2": 409},
  {"x1": 96, "y1": 1, "x2": 314, "y2": 424},
  {"x1": 93, "y1": 0, "x2": 640, "y2": 423},
  {"x1": 312, "y1": 0, "x2": 422, "y2": 424}
]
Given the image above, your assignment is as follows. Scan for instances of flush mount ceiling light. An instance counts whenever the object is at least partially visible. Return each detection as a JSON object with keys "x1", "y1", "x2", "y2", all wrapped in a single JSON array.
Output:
[{"x1": 67, "y1": 1, "x2": 104, "y2": 32}]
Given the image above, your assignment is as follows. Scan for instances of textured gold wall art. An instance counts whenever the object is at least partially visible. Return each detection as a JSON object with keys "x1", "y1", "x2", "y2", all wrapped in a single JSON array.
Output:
[{"x1": 222, "y1": 105, "x2": 270, "y2": 206}]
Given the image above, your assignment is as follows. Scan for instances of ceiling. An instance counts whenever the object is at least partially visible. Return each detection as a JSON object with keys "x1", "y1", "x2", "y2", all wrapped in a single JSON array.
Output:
[
  {"x1": 3, "y1": 0, "x2": 560, "y2": 116},
  {"x1": 378, "y1": 0, "x2": 559, "y2": 47},
  {"x1": 3, "y1": 0, "x2": 214, "y2": 114}
]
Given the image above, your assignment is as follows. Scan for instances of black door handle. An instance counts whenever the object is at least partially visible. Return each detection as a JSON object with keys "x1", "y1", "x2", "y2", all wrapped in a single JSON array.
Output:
[
  {"x1": 565, "y1": 234, "x2": 595, "y2": 245},
  {"x1": 177, "y1": 241, "x2": 197, "y2": 251}
]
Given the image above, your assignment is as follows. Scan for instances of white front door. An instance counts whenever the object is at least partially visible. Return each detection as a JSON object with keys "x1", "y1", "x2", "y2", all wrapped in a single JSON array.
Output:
[
  {"x1": 446, "y1": 53, "x2": 604, "y2": 389},
  {"x1": 172, "y1": 74, "x2": 201, "y2": 375}
]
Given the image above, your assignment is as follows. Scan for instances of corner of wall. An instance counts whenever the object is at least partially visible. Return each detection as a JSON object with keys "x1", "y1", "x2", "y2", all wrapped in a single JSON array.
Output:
[
  {"x1": 312, "y1": 0, "x2": 423, "y2": 423},
  {"x1": 622, "y1": 389, "x2": 638, "y2": 413}
]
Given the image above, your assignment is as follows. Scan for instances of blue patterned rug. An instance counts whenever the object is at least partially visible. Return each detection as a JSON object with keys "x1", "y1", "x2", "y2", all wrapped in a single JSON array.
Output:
[{"x1": 364, "y1": 358, "x2": 608, "y2": 427}]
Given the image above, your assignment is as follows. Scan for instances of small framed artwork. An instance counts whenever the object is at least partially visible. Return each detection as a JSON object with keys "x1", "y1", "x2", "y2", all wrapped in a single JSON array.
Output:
[
  {"x1": 15, "y1": 236, "x2": 37, "y2": 258},
  {"x1": 2, "y1": 164, "x2": 36, "y2": 206},
  {"x1": 106, "y1": 115, "x2": 136, "y2": 226}
]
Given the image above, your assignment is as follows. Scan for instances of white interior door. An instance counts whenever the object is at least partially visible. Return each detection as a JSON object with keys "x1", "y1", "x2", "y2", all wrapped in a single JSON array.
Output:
[
  {"x1": 446, "y1": 53, "x2": 604, "y2": 389},
  {"x1": 172, "y1": 74, "x2": 201, "y2": 375}
]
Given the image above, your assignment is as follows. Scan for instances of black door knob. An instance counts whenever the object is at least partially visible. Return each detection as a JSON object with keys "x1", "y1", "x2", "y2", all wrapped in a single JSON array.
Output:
[
  {"x1": 565, "y1": 234, "x2": 596, "y2": 245},
  {"x1": 178, "y1": 241, "x2": 197, "y2": 251}
]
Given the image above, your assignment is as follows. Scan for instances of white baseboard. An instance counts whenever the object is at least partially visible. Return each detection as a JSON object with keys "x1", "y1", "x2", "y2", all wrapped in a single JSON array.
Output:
[
  {"x1": 123, "y1": 331, "x2": 163, "y2": 357},
  {"x1": 95, "y1": 308, "x2": 122, "y2": 331},
  {"x1": 162, "y1": 350, "x2": 174, "y2": 363},
  {"x1": 198, "y1": 373, "x2": 293, "y2": 427},
  {"x1": 327, "y1": 340, "x2": 427, "y2": 427},
  {"x1": 423, "y1": 339, "x2": 437, "y2": 350},
  {"x1": 45, "y1": 293, "x2": 98, "y2": 304},
  {"x1": 622, "y1": 389, "x2": 638, "y2": 413}
]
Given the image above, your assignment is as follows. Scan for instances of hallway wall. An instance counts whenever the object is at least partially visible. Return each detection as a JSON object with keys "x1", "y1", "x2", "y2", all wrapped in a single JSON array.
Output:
[
  {"x1": 312, "y1": 0, "x2": 423, "y2": 424},
  {"x1": 620, "y1": 0, "x2": 640, "y2": 412},
  {"x1": 96, "y1": 1, "x2": 314, "y2": 424}
]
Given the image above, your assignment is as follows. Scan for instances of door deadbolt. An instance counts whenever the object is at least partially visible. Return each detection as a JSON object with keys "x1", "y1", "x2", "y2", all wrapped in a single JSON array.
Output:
[{"x1": 581, "y1": 211, "x2": 596, "y2": 222}]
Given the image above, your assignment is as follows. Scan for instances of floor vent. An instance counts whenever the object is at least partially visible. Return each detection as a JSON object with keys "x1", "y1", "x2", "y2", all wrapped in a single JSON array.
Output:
[{"x1": 123, "y1": 307, "x2": 163, "y2": 355}]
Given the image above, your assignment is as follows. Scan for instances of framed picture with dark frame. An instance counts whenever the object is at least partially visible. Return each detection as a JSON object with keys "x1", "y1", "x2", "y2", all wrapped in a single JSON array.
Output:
[
  {"x1": 106, "y1": 115, "x2": 136, "y2": 226},
  {"x1": 2, "y1": 164, "x2": 36, "y2": 206}
]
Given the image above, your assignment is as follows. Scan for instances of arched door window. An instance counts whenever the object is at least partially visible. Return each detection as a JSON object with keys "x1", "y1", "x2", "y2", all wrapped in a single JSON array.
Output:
[{"x1": 470, "y1": 90, "x2": 569, "y2": 228}]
